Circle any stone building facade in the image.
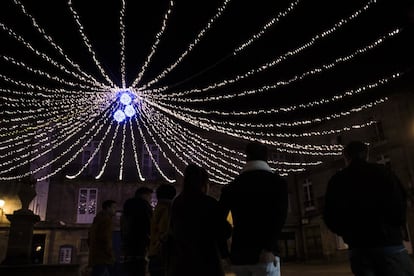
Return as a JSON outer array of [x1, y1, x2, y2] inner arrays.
[[290, 90, 414, 261]]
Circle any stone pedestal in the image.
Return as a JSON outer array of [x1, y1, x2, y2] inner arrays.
[[2, 210, 40, 265], [2, 179, 40, 265]]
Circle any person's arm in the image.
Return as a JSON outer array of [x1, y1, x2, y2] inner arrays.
[[383, 169, 407, 226], [263, 177, 288, 254], [95, 216, 114, 260], [323, 175, 346, 236], [218, 185, 231, 221], [218, 186, 232, 258]]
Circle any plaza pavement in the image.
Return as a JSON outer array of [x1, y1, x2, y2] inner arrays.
[[224, 261, 353, 276], [281, 261, 353, 276]]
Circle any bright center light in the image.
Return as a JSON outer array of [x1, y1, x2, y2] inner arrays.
[[120, 92, 132, 105], [113, 110, 126, 122], [124, 105, 136, 117], [0, 199, 4, 208]]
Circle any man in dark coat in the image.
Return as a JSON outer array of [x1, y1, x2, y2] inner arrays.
[[323, 141, 414, 276], [168, 165, 231, 276], [88, 200, 117, 276], [121, 187, 153, 276], [219, 141, 288, 276]]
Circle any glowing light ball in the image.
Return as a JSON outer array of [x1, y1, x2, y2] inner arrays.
[[120, 92, 132, 105], [124, 105, 136, 117], [113, 110, 126, 122]]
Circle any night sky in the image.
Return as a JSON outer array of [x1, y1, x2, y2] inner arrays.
[[0, 0, 413, 181]]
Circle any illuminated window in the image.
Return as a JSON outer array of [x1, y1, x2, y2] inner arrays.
[[59, 245, 73, 264], [77, 188, 98, 224], [303, 179, 315, 211]]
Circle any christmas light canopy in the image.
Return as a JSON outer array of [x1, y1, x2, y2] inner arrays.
[[0, 0, 409, 183]]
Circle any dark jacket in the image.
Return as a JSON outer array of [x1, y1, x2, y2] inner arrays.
[[168, 193, 231, 276], [121, 197, 153, 256], [219, 161, 288, 265], [323, 159, 407, 248], [88, 210, 115, 266]]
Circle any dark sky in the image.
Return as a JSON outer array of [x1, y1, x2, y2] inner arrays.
[[0, 0, 414, 181], [1, 0, 413, 125], [1, 0, 412, 83]]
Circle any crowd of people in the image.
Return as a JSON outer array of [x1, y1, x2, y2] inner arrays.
[[87, 141, 414, 276]]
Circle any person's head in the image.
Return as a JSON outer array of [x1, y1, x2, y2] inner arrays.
[[102, 200, 117, 215], [343, 141, 369, 164], [135, 187, 153, 204], [156, 184, 176, 201], [245, 141, 268, 161], [182, 164, 209, 196], [199, 167, 210, 194]]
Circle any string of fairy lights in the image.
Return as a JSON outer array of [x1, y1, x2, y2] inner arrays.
[[0, 0, 407, 184], [142, 0, 377, 95]]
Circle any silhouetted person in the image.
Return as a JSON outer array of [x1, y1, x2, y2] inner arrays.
[[121, 187, 153, 276], [88, 199, 117, 276], [148, 184, 177, 276], [219, 141, 288, 276], [167, 164, 231, 276], [323, 141, 414, 276]]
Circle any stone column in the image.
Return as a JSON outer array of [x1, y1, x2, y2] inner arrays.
[[2, 178, 40, 265]]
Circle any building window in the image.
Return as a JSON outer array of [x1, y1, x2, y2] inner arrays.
[[31, 234, 46, 264], [142, 144, 159, 179], [303, 179, 315, 211], [377, 154, 391, 168], [80, 238, 89, 253], [59, 245, 73, 264], [77, 188, 98, 224]]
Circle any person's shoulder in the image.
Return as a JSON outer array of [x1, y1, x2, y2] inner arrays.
[[123, 197, 135, 206], [366, 162, 399, 180], [328, 166, 358, 188], [329, 169, 345, 181], [204, 194, 218, 203], [271, 171, 286, 181], [366, 162, 388, 171]]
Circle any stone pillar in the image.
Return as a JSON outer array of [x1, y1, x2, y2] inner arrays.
[[2, 178, 40, 265]]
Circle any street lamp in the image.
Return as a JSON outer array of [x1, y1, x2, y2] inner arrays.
[[0, 199, 5, 223]]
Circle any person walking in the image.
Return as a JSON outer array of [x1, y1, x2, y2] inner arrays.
[[121, 187, 153, 276], [219, 141, 288, 276], [148, 184, 177, 276], [323, 140, 414, 276], [167, 164, 231, 276], [88, 199, 117, 276]]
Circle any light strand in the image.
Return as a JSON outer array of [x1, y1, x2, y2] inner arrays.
[[140, 0, 232, 89], [131, 0, 175, 87], [68, 0, 116, 87], [145, 0, 376, 94], [129, 117, 146, 181]]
